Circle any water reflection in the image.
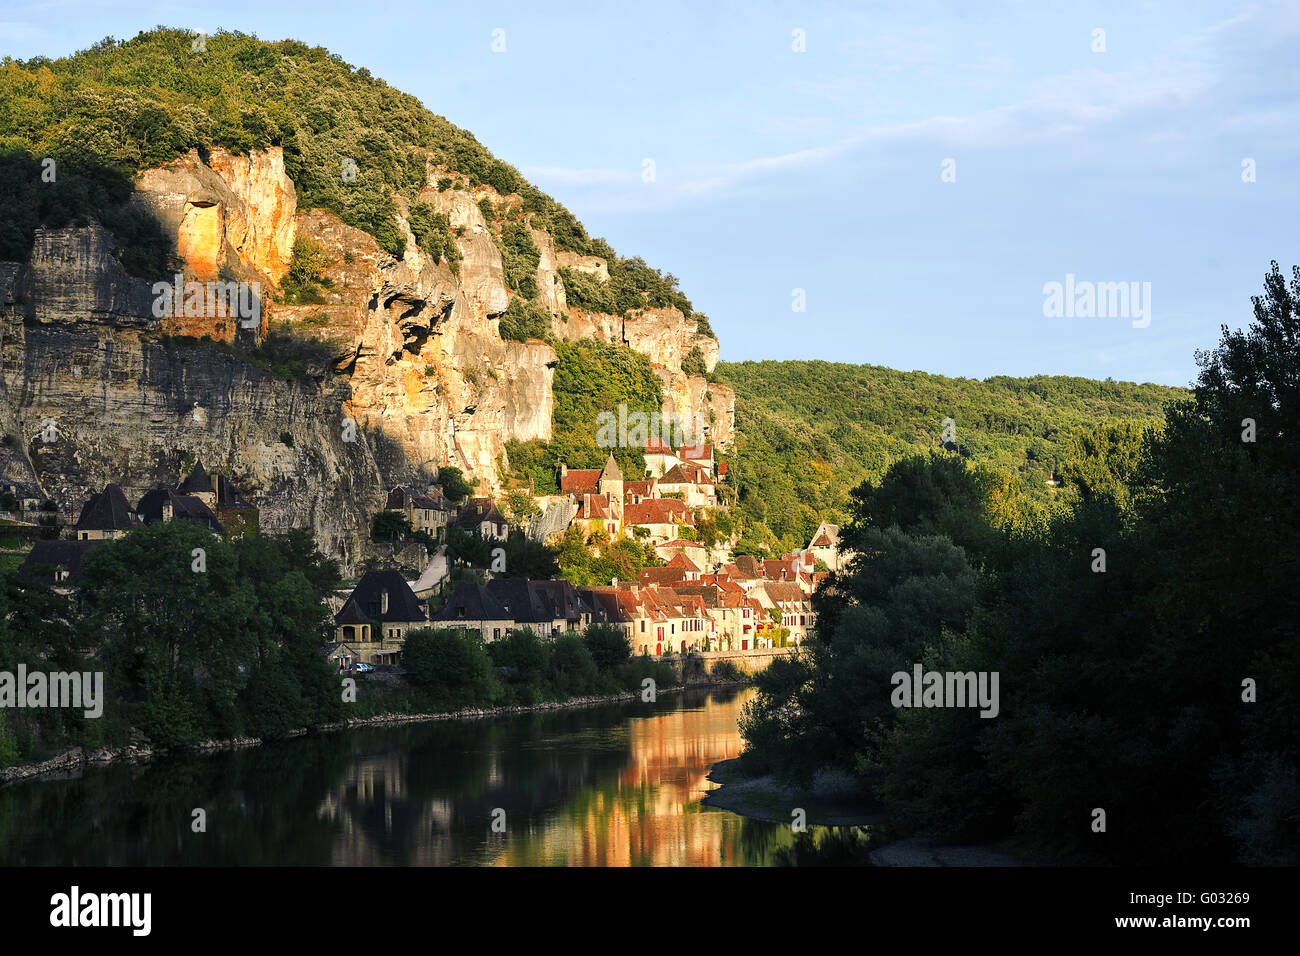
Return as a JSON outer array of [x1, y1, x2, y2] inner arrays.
[[0, 686, 870, 866]]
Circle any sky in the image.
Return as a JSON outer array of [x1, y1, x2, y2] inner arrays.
[[2, 1, 1297, 387]]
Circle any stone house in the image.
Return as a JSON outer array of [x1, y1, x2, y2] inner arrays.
[[642, 437, 678, 479], [431, 579, 514, 642], [18, 539, 104, 592], [74, 484, 141, 540], [386, 485, 448, 539], [137, 487, 225, 534], [333, 569, 428, 665], [456, 498, 509, 541], [804, 521, 843, 573]]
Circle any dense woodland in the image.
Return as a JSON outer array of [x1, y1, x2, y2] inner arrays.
[[0, 26, 709, 338], [716, 359, 1180, 554], [738, 263, 1300, 866]]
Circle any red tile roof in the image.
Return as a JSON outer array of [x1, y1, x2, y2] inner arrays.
[[666, 552, 701, 571], [625, 499, 693, 526], [560, 469, 602, 495]]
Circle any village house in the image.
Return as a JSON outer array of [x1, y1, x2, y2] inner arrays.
[[642, 437, 678, 479], [623, 478, 657, 505], [74, 484, 141, 540], [137, 487, 224, 534], [625, 498, 694, 545], [678, 442, 715, 476], [456, 498, 510, 541], [654, 536, 708, 568], [656, 463, 716, 509], [17, 539, 104, 592], [332, 569, 428, 665], [386, 485, 449, 539], [559, 455, 625, 536], [431, 579, 514, 642], [752, 580, 814, 645], [804, 521, 843, 572]]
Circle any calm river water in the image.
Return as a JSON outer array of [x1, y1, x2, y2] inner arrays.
[[0, 685, 869, 866]]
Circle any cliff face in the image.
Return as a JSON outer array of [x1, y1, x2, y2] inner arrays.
[[0, 147, 729, 570]]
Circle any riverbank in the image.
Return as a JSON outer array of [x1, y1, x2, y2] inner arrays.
[[702, 756, 1029, 866], [1, 679, 749, 788]]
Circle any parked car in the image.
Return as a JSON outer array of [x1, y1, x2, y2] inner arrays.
[[354, 662, 375, 673]]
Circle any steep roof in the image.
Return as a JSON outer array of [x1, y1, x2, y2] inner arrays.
[[529, 579, 585, 620], [576, 495, 614, 520], [625, 499, 692, 526], [600, 453, 622, 483], [623, 479, 656, 499], [180, 460, 214, 495], [639, 566, 688, 586], [349, 569, 427, 623], [666, 552, 700, 572], [433, 579, 510, 623], [333, 595, 371, 626], [18, 538, 104, 585], [659, 463, 713, 486], [678, 443, 713, 461], [456, 498, 506, 529], [75, 484, 138, 532], [759, 580, 807, 605], [136, 487, 224, 533], [579, 587, 632, 624], [485, 577, 549, 623]]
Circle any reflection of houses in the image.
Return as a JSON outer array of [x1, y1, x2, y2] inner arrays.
[[332, 569, 428, 665]]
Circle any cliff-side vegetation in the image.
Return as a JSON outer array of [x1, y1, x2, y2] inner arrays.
[[506, 339, 663, 493], [0, 27, 712, 341]]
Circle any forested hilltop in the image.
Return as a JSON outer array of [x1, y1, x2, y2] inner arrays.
[[716, 360, 1182, 552], [0, 27, 701, 317]]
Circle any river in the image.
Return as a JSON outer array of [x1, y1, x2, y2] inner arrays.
[[0, 685, 870, 866]]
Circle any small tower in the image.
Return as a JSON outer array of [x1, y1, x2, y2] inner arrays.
[[180, 459, 217, 508]]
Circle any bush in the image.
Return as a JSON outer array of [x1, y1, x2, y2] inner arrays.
[[403, 627, 494, 707], [584, 622, 631, 674]]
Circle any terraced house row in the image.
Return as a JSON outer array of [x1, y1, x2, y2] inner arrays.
[[326, 536, 831, 667]]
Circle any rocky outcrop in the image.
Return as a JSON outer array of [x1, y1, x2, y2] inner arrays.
[[0, 145, 725, 571]]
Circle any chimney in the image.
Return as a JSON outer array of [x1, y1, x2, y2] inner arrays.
[[381, 590, 389, 614], [560, 463, 568, 479]]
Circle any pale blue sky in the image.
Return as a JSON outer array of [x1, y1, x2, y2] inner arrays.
[[3, 1, 1296, 386]]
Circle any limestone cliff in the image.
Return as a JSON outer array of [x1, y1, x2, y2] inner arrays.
[[0, 146, 729, 570]]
